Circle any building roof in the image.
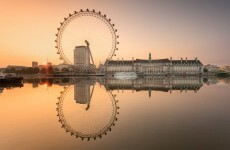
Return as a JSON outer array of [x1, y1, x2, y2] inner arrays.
[[107, 58, 171, 65], [75, 46, 87, 48], [107, 60, 134, 65], [172, 60, 203, 65], [135, 59, 170, 63], [106, 58, 203, 65]]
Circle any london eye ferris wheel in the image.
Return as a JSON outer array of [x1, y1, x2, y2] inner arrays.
[[55, 9, 119, 67]]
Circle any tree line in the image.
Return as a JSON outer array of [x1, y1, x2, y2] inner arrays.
[[4, 66, 54, 74], [4, 66, 70, 74]]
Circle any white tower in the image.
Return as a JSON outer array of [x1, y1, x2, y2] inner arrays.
[[74, 46, 90, 67], [73, 40, 94, 67]]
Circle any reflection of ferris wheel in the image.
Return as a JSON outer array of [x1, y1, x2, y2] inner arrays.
[[55, 9, 119, 65], [56, 83, 119, 140]]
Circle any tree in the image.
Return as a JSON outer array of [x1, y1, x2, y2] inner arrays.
[[21, 68, 26, 74], [33, 67, 40, 74], [4, 68, 10, 73], [53, 68, 60, 73], [26, 67, 33, 74], [47, 66, 54, 74], [9, 68, 16, 73], [40, 68, 46, 74], [203, 68, 208, 73], [16, 70, 21, 74]]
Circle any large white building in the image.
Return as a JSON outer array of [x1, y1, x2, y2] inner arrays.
[[32, 61, 38, 68], [104, 54, 203, 75]]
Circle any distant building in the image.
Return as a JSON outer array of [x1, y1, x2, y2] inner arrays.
[[38, 62, 53, 71], [0, 68, 6, 73], [38, 65, 45, 70], [32, 61, 38, 68], [47, 62, 52, 66], [221, 66, 230, 72], [104, 54, 203, 75], [52, 64, 73, 72], [204, 64, 219, 73], [7, 65, 27, 71]]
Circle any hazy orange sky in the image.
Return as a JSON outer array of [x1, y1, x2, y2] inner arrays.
[[0, 0, 230, 67]]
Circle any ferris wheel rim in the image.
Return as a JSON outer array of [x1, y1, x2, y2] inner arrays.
[[55, 9, 119, 65], [56, 82, 119, 140]]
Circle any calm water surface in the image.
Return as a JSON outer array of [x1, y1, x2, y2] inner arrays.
[[0, 77, 230, 150]]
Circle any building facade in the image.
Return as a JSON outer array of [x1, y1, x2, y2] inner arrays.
[[104, 56, 203, 75], [73, 46, 96, 73], [32, 61, 38, 68], [74, 46, 90, 67]]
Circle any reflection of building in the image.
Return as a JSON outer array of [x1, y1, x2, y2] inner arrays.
[[72, 79, 96, 104], [104, 54, 203, 75], [0, 88, 3, 94], [32, 82, 38, 88], [103, 76, 203, 96], [74, 84, 91, 104], [32, 61, 38, 68]]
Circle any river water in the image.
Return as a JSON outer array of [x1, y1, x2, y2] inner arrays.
[[0, 76, 230, 150]]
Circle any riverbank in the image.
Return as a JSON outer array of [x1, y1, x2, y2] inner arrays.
[[15, 72, 230, 79]]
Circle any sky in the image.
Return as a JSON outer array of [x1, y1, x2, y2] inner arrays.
[[0, 0, 230, 67]]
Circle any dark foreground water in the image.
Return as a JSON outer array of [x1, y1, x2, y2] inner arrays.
[[0, 76, 230, 150]]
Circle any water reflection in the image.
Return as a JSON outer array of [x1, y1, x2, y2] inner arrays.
[[0, 82, 23, 94], [23, 76, 230, 90], [1, 76, 230, 149], [73, 79, 95, 110], [56, 79, 119, 141], [102, 76, 203, 95], [13, 76, 229, 141]]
